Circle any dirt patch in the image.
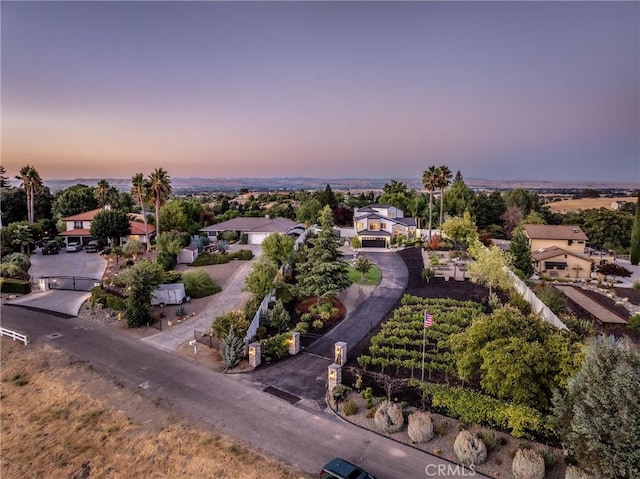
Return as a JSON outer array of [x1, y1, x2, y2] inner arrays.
[[0, 338, 305, 479]]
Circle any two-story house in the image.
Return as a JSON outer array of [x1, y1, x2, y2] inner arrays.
[[60, 207, 156, 247], [523, 224, 593, 279], [353, 204, 416, 248]]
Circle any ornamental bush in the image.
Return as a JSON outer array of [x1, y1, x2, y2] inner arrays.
[[259, 332, 292, 361]]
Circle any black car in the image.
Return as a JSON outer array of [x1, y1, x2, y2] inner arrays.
[[42, 240, 60, 255]]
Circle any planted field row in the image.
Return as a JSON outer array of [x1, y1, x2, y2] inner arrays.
[[357, 295, 484, 378]]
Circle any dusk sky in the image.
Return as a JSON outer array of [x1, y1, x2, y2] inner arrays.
[[2, 1, 639, 183]]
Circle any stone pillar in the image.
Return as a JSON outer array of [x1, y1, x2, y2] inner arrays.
[[248, 342, 261, 368], [39, 278, 49, 292], [334, 341, 347, 366], [328, 363, 342, 391], [289, 332, 300, 355]]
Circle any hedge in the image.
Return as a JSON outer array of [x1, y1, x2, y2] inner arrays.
[[259, 332, 292, 361], [90, 286, 125, 310], [410, 380, 552, 439], [191, 250, 254, 266], [0, 278, 31, 295]]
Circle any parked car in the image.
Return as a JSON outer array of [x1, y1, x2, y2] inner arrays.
[[66, 242, 83, 252], [321, 458, 375, 479], [41, 240, 60, 255], [85, 240, 100, 253]]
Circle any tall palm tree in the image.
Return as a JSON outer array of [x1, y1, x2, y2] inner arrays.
[[148, 168, 172, 239], [15, 165, 43, 224], [436, 165, 453, 234], [95, 179, 110, 208], [131, 173, 152, 251], [422, 165, 439, 243]]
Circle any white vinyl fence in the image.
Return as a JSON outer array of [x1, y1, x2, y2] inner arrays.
[[1, 327, 29, 345], [245, 291, 276, 344], [505, 268, 568, 330]]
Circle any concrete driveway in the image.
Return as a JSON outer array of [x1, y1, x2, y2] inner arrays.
[[7, 248, 107, 316]]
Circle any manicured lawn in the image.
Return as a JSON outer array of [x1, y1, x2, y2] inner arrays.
[[348, 264, 381, 285]]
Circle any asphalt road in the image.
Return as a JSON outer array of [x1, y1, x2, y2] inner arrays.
[[1, 305, 481, 479]]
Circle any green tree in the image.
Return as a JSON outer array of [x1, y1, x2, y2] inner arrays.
[[0, 187, 27, 226], [435, 165, 453, 233], [131, 173, 152, 249], [15, 165, 43, 224], [119, 259, 165, 328], [90, 210, 131, 246], [297, 198, 322, 225], [244, 256, 278, 299], [422, 165, 439, 242], [630, 192, 640, 265], [268, 299, 291, 333], [261, 233, 296, 267], [5, 222, 34, 254], [379, 179, 415, 213], [468, 241, 512, 296], [155, 231, 183, 255], [52, 184, 99, 219], [0, 165, 10, 188], [472, 191, 506, 234], [122, 239, 145, 260], [596, 263, 632, 285], [0, 252, 31, 279], [95, 179, 110, 208], [509, 230, 534, 277], [317, 184, 338, 209], [503, 188, 542, 216], [350, 236, 362, 251], [553, 336, 640, 478], [297, 205, 351, 304], [583, 208, 633, 251], [212, 311, 250, 341], [353, 255, 374, 281], [159, 200, 188, 233], [500, 206, 524, 239], [442, 211, 478, 250], [149, 168, 172, 239], [443, 171, 475, 219]]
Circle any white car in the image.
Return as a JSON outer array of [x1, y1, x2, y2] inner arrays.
[[66, 242, 83, 252]]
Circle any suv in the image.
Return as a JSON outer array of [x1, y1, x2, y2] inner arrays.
[[321, 458, 375, 479], [85, 240, 100, 253], [41, 240, 60, 255]]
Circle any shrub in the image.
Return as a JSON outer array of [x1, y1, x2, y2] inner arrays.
[[453, 430, 487, 466], [192, 252, 230, 266], [255, 326, 267, 339], [231, 249, 254, 261], [363, 387, 373, 408], [365, 407, 377, 419], [374, 400, 404, 433], [163, 270, 183, 283], [176, 305, 186, 317], [300, 312, 313, 323], [536, 283, 567, 315], [633, 281, 640, 291], [509, 292, 531, 316], [240, 233, 248, 245], [268, 299, 291, 333], [259, 332, 291, 361], [220, 326, 245, 369], [0, 278, 31, 295], [541, 448, 557, 469], [433, 420, 449, 437], [332, 384, 351, 402], [407, 412, 434, 443], [106, 295, 125, 310], [512, 448, 544, 479], [220, 231, 237, 242], [477, 430, 506, 453], [294, 322, 309, 334], [342, 400, 359, 416], [212, 311, 249, 340], [422, 267, 435, 282], [182, 269, 221, 298], [155, 251, 176, 271], [628, 313, 640, 332], [312, 319, 324, 330]]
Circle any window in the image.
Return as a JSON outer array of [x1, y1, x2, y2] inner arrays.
[[380, 223, 387, 230], [356, 222, 364, 231], [370, 223, 379, 231], [74, 221, 83, 229], [568, 240, 573, 246]]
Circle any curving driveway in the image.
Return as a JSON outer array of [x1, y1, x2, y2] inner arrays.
[[7, 249, 107, 316], [238, 251, 409, 409]]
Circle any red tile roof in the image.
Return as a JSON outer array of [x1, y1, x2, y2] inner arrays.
[[63, 208, 103, 221], [59, 228, 91, 237], [129, 222, 155, 235]]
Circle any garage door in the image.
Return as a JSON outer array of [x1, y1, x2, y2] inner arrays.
[[362, 238, 386, 248]]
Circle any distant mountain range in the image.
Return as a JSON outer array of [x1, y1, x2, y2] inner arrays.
[[24, 177, 639, 193]]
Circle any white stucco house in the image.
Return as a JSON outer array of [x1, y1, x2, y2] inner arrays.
[[199, 217, 299, 245], [353, 204, 416, 248]]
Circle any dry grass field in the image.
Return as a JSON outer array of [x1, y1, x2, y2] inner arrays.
[[0, 338, 306, 479], [545, 196, 637, 213]]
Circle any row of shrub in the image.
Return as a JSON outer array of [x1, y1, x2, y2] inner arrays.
[[410, 380, 552, 439], [0, 278, 31, 295], [191, 249, 254, 266]]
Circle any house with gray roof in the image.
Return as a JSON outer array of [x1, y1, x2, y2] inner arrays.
[[353, 204, 416, 248], [200, 217, 299, 245]]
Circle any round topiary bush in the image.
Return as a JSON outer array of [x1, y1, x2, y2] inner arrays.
[[374, 400, 404, 433], [453, 430, 487, 466], [512, 448, 545, 479], [407, 411, 434, 443]]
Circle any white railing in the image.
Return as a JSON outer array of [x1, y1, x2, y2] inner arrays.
[[1, 327, 29, 345]]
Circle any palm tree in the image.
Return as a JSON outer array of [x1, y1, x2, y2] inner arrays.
[[15, 165, 43, 224], [131, 173, 152, 251], [95, 179, 110, 208], [422, 165, 439, 243], [148, 168, 172, 239], [436, 165, 453, 234]]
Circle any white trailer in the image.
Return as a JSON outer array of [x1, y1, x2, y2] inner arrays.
[[151, 283, 188, 308]]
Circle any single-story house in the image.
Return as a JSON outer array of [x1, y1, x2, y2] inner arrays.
[[177, 245, 199, 264], [532, 246, 594, 279], [199, 217, 299, 245], [353, 204, 416, 248], [522, 224, 588, 255], [61, 207, 156, 246]]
